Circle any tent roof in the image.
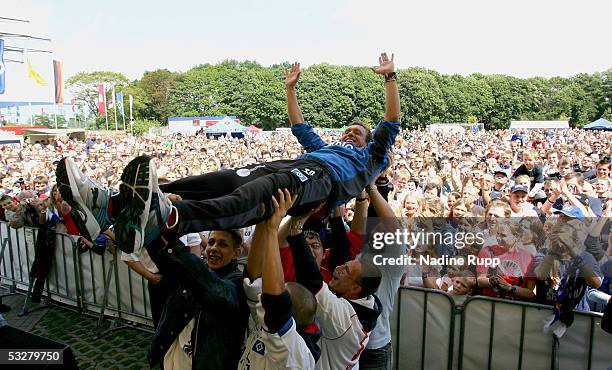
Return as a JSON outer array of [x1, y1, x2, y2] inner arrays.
[[509, 121, 569, 129], [22, 128, 86, 135], [206, 117, 246, 133], [583, 118, 612, 130]]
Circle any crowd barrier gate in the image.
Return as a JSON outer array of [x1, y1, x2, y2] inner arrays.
[[391, 286, 612, 370], [1, 222, 611, 369]]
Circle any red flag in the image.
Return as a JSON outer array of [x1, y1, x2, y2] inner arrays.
[[53, 60, 63, 104], [70, 99, 75, 113], [97, 84, 106, 115]]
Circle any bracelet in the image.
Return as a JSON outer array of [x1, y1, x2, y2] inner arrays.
[[384, 72, 397, 82]]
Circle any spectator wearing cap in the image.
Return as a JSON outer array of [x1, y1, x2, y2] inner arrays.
[[508, 184, 539, 217]]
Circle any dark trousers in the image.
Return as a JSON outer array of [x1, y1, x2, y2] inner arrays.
[[30, 226, 56, 303], [160, 159, 332, 234], [360, 341, 393, 370]]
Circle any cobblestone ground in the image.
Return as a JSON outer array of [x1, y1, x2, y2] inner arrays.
[[2, 292, 156, 369]]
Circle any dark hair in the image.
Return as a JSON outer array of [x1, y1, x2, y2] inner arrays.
[[225, 229, 243, 249], [358, 256, 382, 298]]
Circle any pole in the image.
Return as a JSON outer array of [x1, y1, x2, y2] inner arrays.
[[112, 85, 118, 130], [28, 101, 33, 124], [129, 94, 134, 135], [53, 104, 58, 129], [104, 86, 109, 131]]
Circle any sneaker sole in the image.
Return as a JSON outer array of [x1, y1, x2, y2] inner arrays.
[[56, 158, 100, 242], [115, 155, 154, 253]]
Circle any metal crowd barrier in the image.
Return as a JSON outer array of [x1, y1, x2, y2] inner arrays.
[[2, 222, 611, 368], [391, 286, 612, 370], [0, 222, 154, 338]]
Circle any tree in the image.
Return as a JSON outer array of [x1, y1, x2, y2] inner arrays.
[[65, 71, 130, 129], [136, 69, 178, 122]]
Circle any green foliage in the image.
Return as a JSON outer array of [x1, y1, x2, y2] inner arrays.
[[33, 114, 68, 128], [132, 119, 162, 135], [67, 63, 611, 130]]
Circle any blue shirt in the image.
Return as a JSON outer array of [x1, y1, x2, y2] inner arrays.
[[292, 120, 400, 210]]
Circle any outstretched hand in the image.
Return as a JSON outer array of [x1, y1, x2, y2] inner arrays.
[[268, 189, 295, 229], [371, 52, 395, 75], [285, 62, 301, 88]]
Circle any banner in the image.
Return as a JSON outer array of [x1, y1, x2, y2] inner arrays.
[[97, 84, 106, 115], [108, 86, 115, 110], [116, 92, 124, 117], [26, 59, 48, 86], [53, 60, 63, 104], [0, 39, 5, 94], [70, 99, 75, 113]]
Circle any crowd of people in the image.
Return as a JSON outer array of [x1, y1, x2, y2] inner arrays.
[[0, 52, 611, 369]]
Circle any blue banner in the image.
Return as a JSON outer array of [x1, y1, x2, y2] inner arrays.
[[116, 91, 124, 116], [0, 39, 5, 95]]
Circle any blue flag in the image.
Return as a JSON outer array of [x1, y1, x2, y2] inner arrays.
[[116, 91, 124, 116], [0, 39, 6, 94]]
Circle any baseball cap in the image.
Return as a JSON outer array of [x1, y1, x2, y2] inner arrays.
[[553, 205, 585, 220], [511, 184, 529, 194], [493, 166, 511, 178]]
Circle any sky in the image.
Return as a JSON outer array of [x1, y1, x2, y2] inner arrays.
[[1, 0, 611, 103]]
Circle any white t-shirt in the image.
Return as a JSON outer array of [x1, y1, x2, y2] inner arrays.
[[238, 278, 315, 370], [315, 284, 372, 370], [179, 233, 202, 247], [163, 318, 195, 370], [120, 248, 159, 274]]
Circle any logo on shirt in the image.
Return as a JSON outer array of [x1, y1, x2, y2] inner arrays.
[[291, 168, 309, 182], [252, 339, 266, 355], [335, 142, 355, 150]]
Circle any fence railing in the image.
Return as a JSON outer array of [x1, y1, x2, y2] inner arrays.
[[391, 286, 612, 370], [0, 222, 153, 337], [1, 221, 611, 368]]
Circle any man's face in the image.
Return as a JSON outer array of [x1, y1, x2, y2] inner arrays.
[[597, 165, 610, 178], [34, 182, 47, 194], [0, 198, 18, 211], [558, 164, 572, 176], [501, 154, 512, 165], [452, 277, 473, 296], [592, 142, 602, 152], [509, 191, 528, 207], [565, 178, 581, 194], [523, 155, 535, 170], [329, 260, 362, 298], [305, 232, 324, 267], [340, 125, 368, 148], [581, 157, 593, 169], [494, 173, 508, 185], [496, 224, 517, 249], [205, 231, 240, 270], [405, 181, 417, 193], [593, 179, 609, 194]]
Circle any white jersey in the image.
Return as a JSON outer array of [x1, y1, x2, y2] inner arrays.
[[238, 278, 315, 370], [315, 284, 374, 370]]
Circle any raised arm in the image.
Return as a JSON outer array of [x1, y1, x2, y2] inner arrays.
[[285, 62, 305, 125], [371, 52, 400, 122]]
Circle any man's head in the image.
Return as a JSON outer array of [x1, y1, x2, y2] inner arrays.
[[558, 158, 573, 177], [0, 194, 18, 211], [285, 282, 317, 329], [205, 230, 243, 270], [340, 121, 371, 148], [329, 257, 381, 300], [596, 159, 610, 179], [304, 230, 325, 267], [509, 185, 529, 210], [522, 150, 539, 170]]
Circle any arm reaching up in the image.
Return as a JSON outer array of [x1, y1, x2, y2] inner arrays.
[[285, 62, 305, 125], [371, 52, 400, 122]]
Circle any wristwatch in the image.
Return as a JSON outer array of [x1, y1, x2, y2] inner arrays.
[[384, 72, 397, 82]]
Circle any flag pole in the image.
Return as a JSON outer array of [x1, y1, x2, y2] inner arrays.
[[112, 85, 118, 130]]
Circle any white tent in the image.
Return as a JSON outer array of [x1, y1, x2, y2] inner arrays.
[[205, 117, 247, 134], [509, 120, 569, 130]]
